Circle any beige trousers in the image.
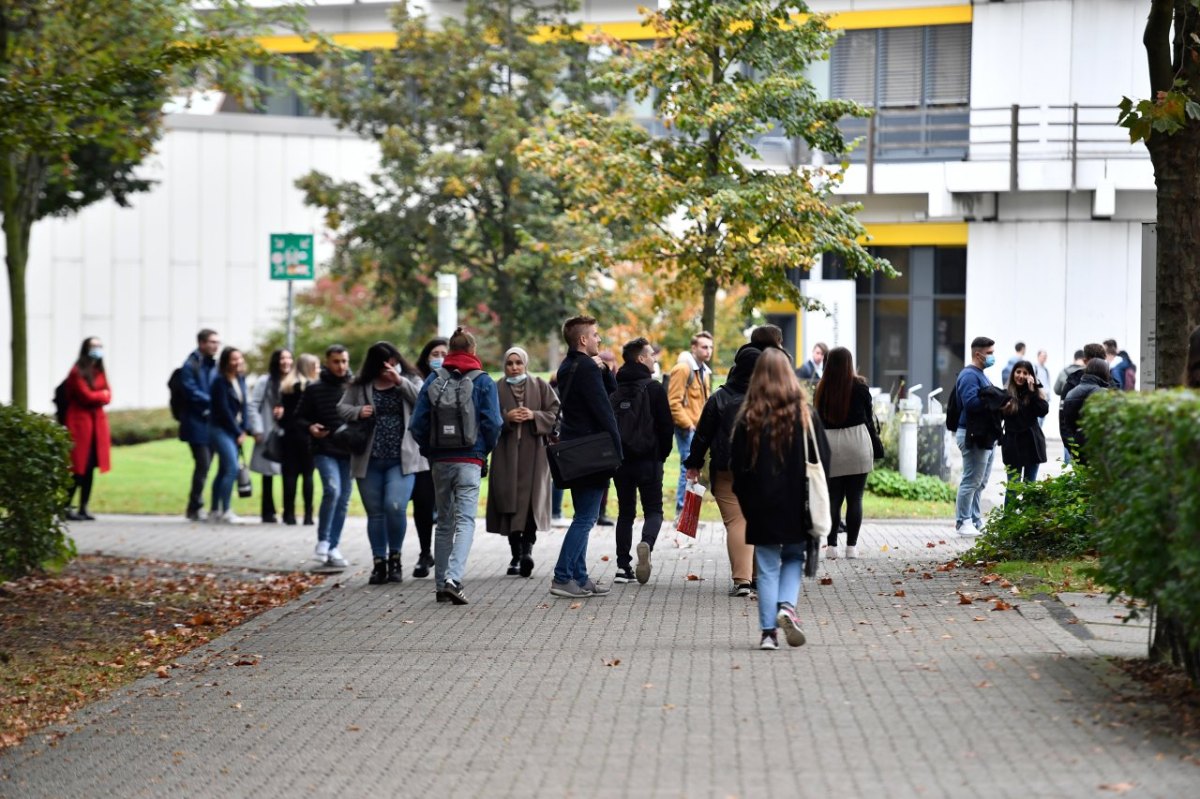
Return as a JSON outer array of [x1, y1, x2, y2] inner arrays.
[[711, 470, 753, 584]]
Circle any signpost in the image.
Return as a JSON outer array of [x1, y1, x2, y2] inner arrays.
[[270, 234, 314, 353]]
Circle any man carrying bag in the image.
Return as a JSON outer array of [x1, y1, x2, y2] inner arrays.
[[548, 315, 622, 599]]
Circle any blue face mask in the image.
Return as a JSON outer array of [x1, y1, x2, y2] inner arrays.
[[983, 354, 996, 368], [505, 373, 528, 385], [429, 358, 444, 370], [88, 348, 104, 360]]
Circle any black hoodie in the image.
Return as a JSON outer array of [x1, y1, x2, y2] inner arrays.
[[294, 367, 351, 458], [684, 345, 762, 473]]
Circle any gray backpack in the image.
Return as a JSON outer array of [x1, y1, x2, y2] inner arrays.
[[429, 367, 485, 449]]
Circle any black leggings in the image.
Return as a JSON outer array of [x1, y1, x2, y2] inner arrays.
[[411, 470, 435, 556], [827, 473, 868, 547], [70, 443, 99, 510]]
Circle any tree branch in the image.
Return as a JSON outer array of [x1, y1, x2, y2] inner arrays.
[[1146, 0, 1175, 92]]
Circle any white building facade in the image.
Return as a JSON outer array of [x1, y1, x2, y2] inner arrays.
[[1, 0, 1153, 417]]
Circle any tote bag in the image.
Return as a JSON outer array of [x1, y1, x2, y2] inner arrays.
[[802, 422, 832, 541]]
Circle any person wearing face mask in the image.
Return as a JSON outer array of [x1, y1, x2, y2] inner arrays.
[[485, 346, 560, 578], [410, 338, 449, 578], [952, 336, 1005, 535], [63, 337, 112, 521]]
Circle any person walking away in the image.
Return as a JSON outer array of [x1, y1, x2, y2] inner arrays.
[[63, 337, 112, 521], [208, 347, 251, 524], [1103, 340, 1130, 389], [339, 342, 425, 585], [180, 329, 220, 520], [1001, 341, 1026, 386], [813, 347, 875, 560], [546, 315, 621, 599], [486, 346, 559, 578], [1053, 350, 1085, 465], [684, 343, 761, 597], [409, 338, 449, 578], [667, 332, 713, 513], [796, 341, 828, 384], [610, 338, 673, 585], [247, 349, 291, 523], [279, 353, 319, 526], [1061, 359, 1112, 465], [952, 337, 1004, 536], [408, 327, 502, 605], [1000, 360, 1049, 503], [295, 345, 353, 567], [730, 349, 831, 650]]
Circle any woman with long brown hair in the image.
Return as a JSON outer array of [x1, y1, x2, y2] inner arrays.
[[999, 359, 1048, 501], [731, 348, 830, 651], [813, 347, 875, 559], [63, 336, 112, 520]]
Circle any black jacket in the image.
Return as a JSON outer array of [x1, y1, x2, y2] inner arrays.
[[613, 362, 673, 463], [294, 368, 351, 459], [1061, 375, 1108, 463], [816, 381, 874, 430], [1062, 367, 1119, 396], [209, 375, 251, 439], [556, 349, 621, 488], [1000, 392, 1049, 467], [685, 345, 761, 474], [964, 386, 1008, 449]]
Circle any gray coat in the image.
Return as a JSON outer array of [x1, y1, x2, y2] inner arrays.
[[246, 376, 282, 476], [337, 376, 428, 479], [485, 376, 559, 535]]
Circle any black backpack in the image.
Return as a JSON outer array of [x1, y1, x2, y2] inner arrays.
[[610, 380, 657, 460], [53, 380, 69, 425], [168, 356, 201, 421], [944, 375, 962, 432]]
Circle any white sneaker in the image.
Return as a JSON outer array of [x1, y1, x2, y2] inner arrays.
[[826, 545, 838, 560], [957, 525, 980, 537], [222, 511, 243, 525], [552, 516, 570, 528], [314, 540, 330, 560], [845, 546, 858, 559], [326, 548, 348, 568]]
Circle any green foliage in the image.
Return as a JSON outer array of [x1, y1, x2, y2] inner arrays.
[[298, 0, 614, 350], [520, 0, 893, 332], [107, 407, 178, 447], [1082, 391, 1200, 648], [1118, 85, 1200, 144], [866, 469, 954, 504], [0, 405, 76, 579], [963, 468, 1096, 562]]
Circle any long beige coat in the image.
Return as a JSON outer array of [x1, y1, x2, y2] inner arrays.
[[485, 376, 559, 535]]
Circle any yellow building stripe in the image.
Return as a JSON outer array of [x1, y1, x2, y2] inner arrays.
[[258, 5, 972, 52], [863, 222, 968, 247]]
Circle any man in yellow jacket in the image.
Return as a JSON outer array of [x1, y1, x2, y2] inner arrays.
[[667, 331, 713, 513]]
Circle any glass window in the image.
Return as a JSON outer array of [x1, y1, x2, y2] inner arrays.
[[925, 25, 972, 106], [831, 29, 877, 105], [879, 27, 923, 108], [874, 298, 910, 393], [934, 248, 967, 294], [872, 247, 909, 294], [934, 298, 966, 403]]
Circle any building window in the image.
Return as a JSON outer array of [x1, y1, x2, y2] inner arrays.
[[831, 24, 971, 161]]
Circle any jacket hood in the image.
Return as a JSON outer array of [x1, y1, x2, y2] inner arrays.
[[319, 367, 349, 385], [1080, 373, 1110, 387], [616, 362, 653, 384], [725, 344, 762, 390], [443, 351, 483, 372]]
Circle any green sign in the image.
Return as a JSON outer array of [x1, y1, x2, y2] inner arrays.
[[270, 234, 314, 280]]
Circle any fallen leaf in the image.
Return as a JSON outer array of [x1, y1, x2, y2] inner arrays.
[[938, 540, 946, 545], [880, 544, 890, 552], [642, 683, 654, 688], [400, 620, 415, 624], [999, 579, 1012, 588], [232, 657, 259, 666], [922, 572, 933, 580], [973, 616, 987, 622], [976, 680, 992, 689], [819, 576, 833, 586], [535, 602, 550, 609], [600, 556, 610, 562], [155, 666, 170, 679], [685, 574, 703, 581], [568, 602, 582, 610], [603, 659, 621, 667], [980, 573, 1000, 585], [346, 725, 361, 732], [991, 599, 1014, 611], [894, 590, 906, 597], [230, 702, 242, 709], [925, 542, 936, 549], [1098, 784, 1135, 794], [958, 593, 974, 605]]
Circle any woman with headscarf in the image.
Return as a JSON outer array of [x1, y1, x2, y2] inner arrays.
[[486, 346, 559, 577]]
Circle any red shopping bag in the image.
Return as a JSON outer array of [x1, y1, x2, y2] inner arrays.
[[675, 480, 706, 537]]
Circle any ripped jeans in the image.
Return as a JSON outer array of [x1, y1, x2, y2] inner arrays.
[[358, 457, 415, 559]]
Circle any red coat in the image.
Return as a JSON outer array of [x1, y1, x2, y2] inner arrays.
[[64, 366, 112, 475]]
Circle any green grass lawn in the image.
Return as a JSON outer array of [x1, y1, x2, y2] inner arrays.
[[990, 558, 1103, 597], [89, 439, 953, 521]]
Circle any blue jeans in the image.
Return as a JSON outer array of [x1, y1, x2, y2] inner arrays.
[[1004, 464, 1040, 507], [358, 457, 415, 558], [431, 460, 481, 588], [208, 428, 239, 513], [955, 430, 995, 528], [552, 486, 564, 518], [674, 427, 694, 512], [755, 543, 806, 631], [314, 454, 352, 548], [554, 486, 604, 585]]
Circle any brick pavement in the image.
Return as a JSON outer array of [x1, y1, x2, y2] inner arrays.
[[2, 517, 1197, 798]]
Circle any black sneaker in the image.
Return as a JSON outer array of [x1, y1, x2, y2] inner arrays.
[[368, 558, 387, 585], [387, 553, 403, 584], [443, 580, 468, 605], [612, 568, 635, 584], [413, 552, 433, 579], [596, 516, 615, 527], [506, 557, 521, 576], [436, 589, 450, 603], [730, 582, 752, 597]]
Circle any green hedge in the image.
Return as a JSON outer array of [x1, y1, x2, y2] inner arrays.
[[866, 468, 955, 503], [964, 467, 1096, 562], [1082, 390, 1200, 681], [0, 406, 76, 578], [108, 407, 178, 446]]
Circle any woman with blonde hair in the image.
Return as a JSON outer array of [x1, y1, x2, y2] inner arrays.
[[730, 348, 830, 650], [280, 353, 320, 526]]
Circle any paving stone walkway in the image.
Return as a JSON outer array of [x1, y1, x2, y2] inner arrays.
[[2, 516, 1195, 798]]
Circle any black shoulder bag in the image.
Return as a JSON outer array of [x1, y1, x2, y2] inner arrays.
[[545, 360, 622, 484]]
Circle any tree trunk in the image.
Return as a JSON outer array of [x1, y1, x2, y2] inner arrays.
[[1147, 126, 1200, 388], [701, 276, 717, 336], [1, 156, 33, 410]]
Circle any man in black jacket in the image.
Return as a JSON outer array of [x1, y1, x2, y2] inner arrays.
[[550, 315, 621, 599], [610, 337, 674, 585], [294, 345, 352, 569]]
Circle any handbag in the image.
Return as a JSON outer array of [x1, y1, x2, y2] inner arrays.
[[332, 417, 374, 456], [544, 360, 622, 485], [802, 420, 832, 541], [262, 427, 286, 463], [868, 416, 885, 460], [236, 448, 254, 498]]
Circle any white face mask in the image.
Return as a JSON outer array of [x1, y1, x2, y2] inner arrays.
[[505, 373, 528, 385]]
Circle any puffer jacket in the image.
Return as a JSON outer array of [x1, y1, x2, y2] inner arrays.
[[294, 368, 351, 458]]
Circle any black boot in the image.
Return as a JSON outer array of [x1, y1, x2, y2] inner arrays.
[[387, 552, 403, 583], [413, 551, 433, 579], [369, 557, 388, 585], [506, 536, 521, 576], [519, 539, 534, 578]]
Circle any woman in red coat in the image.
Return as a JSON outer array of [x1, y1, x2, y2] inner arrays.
[[64, 336, 112, 521]]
